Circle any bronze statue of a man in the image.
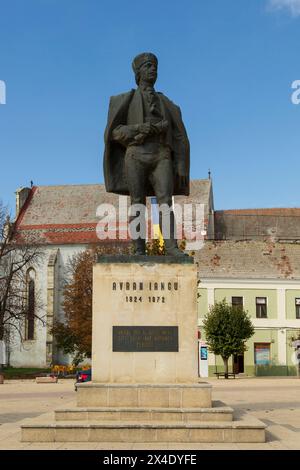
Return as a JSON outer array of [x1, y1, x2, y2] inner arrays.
[[103, 52, 190, 256]]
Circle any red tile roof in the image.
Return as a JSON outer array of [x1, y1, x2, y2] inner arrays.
[[14, 181, 212, 245]]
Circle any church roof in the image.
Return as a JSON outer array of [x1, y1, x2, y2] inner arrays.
[[14, 180, 212, 245]]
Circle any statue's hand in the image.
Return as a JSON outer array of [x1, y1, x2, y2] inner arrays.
[[138, 122, 152, 135], [134, 133, 145, 144], [138, 122, 163, 136], [151, 120, 169, 134], [160, 119, 169, 132]]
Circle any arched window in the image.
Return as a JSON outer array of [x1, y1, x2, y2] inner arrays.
[[26, 269, 35, 340]]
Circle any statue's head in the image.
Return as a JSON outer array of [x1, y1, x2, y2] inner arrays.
[[132, 52, 158, 86]]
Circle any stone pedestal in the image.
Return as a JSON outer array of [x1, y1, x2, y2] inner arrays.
[[21, 256, 266, 444], [92, 255, 198, 383]]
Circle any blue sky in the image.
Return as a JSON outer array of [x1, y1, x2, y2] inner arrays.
[[1, 0, 300, 213]]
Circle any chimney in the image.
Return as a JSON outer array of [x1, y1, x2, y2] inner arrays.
[[15, 187, 31, 219]]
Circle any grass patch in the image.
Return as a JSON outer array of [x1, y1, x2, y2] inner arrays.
[[1, 367, 51, 379]]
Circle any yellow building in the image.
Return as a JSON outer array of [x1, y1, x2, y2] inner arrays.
[[196, 241, 300, 376]]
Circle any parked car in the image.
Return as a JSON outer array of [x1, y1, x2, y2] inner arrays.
[[74, 368, 91, 391]]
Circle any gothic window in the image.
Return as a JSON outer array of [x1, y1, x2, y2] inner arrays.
[[26, 269, 35, 340]]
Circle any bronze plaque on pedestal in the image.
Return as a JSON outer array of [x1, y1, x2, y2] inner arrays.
[[113, 326, 179, 352]]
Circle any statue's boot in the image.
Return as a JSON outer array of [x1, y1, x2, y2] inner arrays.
[[133, 238, 146, 255], [163, 238, 189, 258], [160, 207, 188, 258]]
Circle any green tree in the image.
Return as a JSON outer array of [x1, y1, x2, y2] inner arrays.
[[203, 299, 254, 378]]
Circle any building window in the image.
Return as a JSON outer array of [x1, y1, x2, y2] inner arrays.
[[296, 298, 300, 319], [232, 297, 243, 309], [254, 343, 271, 365], [256, 297, 267, 318], [26, 269, 35, 340]]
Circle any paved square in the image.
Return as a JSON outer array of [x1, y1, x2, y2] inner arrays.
[[0, 377, 299, 449]]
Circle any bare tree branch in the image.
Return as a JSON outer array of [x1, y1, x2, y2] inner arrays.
[[0, 201, 45, 347]]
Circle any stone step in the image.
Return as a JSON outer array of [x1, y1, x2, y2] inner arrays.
[[21, 415, 266, 443], [55, 401, 232, 423], [77, 382, 212, 408], [35, 376, 58, 384]]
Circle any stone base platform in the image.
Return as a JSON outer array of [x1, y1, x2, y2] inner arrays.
[[21, 383, 266, 443], [55, 402, 233, 423], [21, 417, 266, 444], [76, 383, 212, 408]]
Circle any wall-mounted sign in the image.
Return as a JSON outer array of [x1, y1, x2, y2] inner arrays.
[[198, 341, 208, 377], [254, 343, 270, 365], [200, 346, 208, 360]]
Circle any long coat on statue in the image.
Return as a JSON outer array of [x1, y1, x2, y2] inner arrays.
[[103, 89, 190, 196]]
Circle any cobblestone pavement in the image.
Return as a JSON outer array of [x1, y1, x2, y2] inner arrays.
[[0, 377, 299, 450]]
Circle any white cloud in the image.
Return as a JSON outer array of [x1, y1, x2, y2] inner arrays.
[[268, 0, 300, 17]]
